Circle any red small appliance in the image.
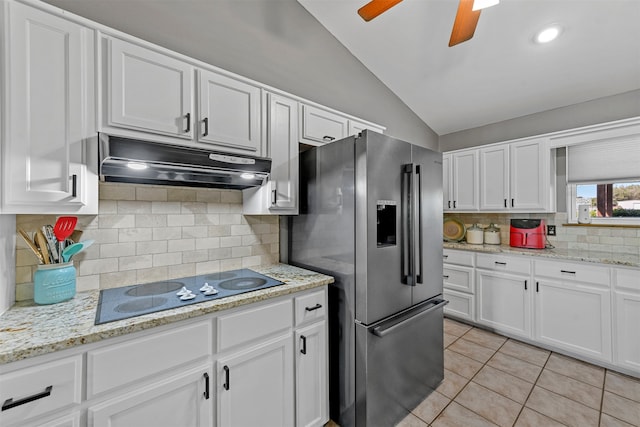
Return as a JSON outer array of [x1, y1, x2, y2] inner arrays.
[[510, 219, 546, 249]]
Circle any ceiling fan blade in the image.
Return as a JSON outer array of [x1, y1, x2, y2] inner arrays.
[[449, 0, 481, 47], [358, 0, 403, 22]]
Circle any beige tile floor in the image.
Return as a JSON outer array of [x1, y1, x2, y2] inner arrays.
[[326, 317, 640, 427], [397, 318, 640, 427]]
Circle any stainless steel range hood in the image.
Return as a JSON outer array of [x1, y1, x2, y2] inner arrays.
[[98, 134, 271, 189]]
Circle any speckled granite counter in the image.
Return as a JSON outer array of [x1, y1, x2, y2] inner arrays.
[[0, 263, 334, 365], [443, 242, 640, 268]]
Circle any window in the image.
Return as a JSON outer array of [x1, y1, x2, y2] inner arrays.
[[566, 135, 640, 225]]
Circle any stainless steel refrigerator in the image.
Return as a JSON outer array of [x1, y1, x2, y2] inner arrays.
[[289, 130, 447, 427]]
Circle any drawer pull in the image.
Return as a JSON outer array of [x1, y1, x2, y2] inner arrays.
[[300, 335, 307, 355], [495, 261, 507, 266], [524, 280, 528, 290], [71, 174, 77, 198], [560, 270, 576, 275], [536, 281, 539, 292], [443, 255, 448, 259], [184, 112, 191, 133], [203, 373, 210, 400], [2, 385, 53, 411], [203, 117, 209, 137], [305, 303, 322, 312], [223, 365, 230, 390], [443, 275, 449, 279]]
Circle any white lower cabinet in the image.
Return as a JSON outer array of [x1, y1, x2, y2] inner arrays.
[[217, 335, 294, 427], [443, 249, 475, 322], [296, 321, 328, 427], [89, 365, 213, 427], [533, 259, 612, 363], [613, 267, 640, 372], [476, 270, 531, 339]]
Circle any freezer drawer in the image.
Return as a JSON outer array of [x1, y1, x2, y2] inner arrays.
[[353, 298, 446, 427]]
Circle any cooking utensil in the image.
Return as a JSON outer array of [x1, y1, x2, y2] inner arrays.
[[43, 225, 60, 263], [18, 229, 44, 264], [53, 216, 77, 256], [61, 239, 94, 262], [443, 217, 466, 242], [35, 230, 51, 264], [70, 229, 83, 244]]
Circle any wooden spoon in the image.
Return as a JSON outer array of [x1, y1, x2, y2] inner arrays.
[[18, 228, 44, 264], [35, 230, 50, 264]]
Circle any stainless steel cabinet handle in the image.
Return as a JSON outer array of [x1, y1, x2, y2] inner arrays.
[[416, 164, 423, 284], [71, 174, 77, 198], [371, 299, 448, 337], [223, 365, 230, 390], [401, 164, 413, 285], [495, 261, 507, 266], [203, 117, 209, 137], [2, 386, 52, 411], [203, 373, 210, 400], [184, 113, 191, 133], [322, 135, 335, 142], [305, 303, 322, 312], [300, 335, 307, 355]]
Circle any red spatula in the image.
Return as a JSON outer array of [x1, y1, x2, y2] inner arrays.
[[54, 216, 78, 261]]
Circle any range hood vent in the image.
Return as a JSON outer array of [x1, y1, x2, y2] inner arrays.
[[99, 134, 271, 190]]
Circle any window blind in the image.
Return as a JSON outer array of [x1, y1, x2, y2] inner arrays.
[[567, 136, 640, 183]]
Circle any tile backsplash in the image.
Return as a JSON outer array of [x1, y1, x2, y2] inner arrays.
[[15, 183, 279, 301], [445, 212, 640, 255]]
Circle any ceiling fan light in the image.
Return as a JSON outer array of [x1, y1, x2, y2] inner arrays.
[[535, 25, 561, 43], [472, 0, 499, 11]]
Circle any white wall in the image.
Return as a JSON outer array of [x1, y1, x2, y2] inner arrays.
[[43, 0, 439, 150]]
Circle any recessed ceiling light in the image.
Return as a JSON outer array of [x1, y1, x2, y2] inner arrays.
[[535, 25, 562, 44]]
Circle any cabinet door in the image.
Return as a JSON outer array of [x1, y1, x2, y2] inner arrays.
[[443, 289, 475, 322], [296, 321, 328, 427], [476, 270, 531, 338], [451, 150, 478, 210], [217, 335, 294, 427], [534, 279, 612, 362], [479, 144, 509, 210], [3, 2, 97, 213], [442, 154, 452, 211], [107, 37, 193, 139], [198, 70, 262, 154], [90, 365, 213, 427], [614, 290, 640, 372], [299, 104, 348, 146], [510, 139, 547, 210]]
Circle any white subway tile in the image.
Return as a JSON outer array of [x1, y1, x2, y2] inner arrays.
[[241, 255, 262, 268], [182, 226, 209, 239], [135, 187, 168, 201], [152, 226, 182, 240], [260, 233, 278, 244], [232, 246, 252, 258], [99, 214, 136, 229], [15, 266, 33, 284], [231, 225, 252, 236], [153, 252, 183, 267], [119, 255, 153, 271], [151, 201, 182, 214], [167, 238, 195, 252], [136, 267, 169, 283], [219, 258, 242, 271], [241, 234, 260, 246], [181, 202, 208, 214], [100, 183, 136, 200], [167, 214, 195, 227], [196, 237, 220, 250], [16, 283, 33, 301], [208, 225, 231, 237], [100, 242, 136, 258], [182, 249, 210, 263], [134, 214, 168, 228], [136, 240, 169, 255], [76, 274, 100, 292], [82, 229, 119, 244], [207, 203, 230, 213], [16, 249, 39, 267], [99, 200, 118, 214], [117, 200, 152, 214], [208, 248, 232, 260], [99, 271, 138, 289], [119, 228, 153, 242], [194, 214, 220, 225], [220, 190, 242, 204], [600, 236, 625, 245], [79, 258, 119, 275], [196, 189, 222, 203], [168, 263, 196, 279], [196, 260, 221, 275], [220, 236, 242, 248], [219, 214, 242, 225]]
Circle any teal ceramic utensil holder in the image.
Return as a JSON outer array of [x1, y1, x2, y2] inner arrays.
[[33, 262, 76, 304]]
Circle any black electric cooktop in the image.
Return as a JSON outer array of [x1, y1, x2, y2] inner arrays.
[[95, 268, 283, 325]]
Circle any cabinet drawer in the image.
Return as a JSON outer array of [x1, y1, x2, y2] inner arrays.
[[218, 299, 292, 352], [477, 253, 531, 274], [443, 249, 475, 267], [534, 259, 610, 286], [87, 320, 212, 397], [0, 355, 82, 425], [443, 265, 474, 293], [299, 104, 347, 145], [614, 267, 640, 292], [443, 289, 474, 322], [295, 289, 326, 326]]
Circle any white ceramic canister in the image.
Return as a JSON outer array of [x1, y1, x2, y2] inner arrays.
[[466, 223, 484, 244], [484, 223, 501, 245]]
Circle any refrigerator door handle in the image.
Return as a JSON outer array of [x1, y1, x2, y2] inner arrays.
[[415, 164, 423, 284], [370, 299, 448, 337], [401, 164, 414, 285]]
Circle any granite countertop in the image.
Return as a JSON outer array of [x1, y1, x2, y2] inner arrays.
[[0, 263, 334, 365], [443, 242, 640, 268]]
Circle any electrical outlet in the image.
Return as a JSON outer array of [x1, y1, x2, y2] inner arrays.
[[547, 225, 556, 236]]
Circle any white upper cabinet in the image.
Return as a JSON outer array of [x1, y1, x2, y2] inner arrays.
[[444, 150, 478, 211], [447, 137, 554, 213], [243, 92, 299, 214], [348, 119, 384, 136], [299, 104, 348, 146], [197, 69, 262, 154], [1, 1, 98, 214], [479, 144, 509, 210], [105, 37, 193, 139]]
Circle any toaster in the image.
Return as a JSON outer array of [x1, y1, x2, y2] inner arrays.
[[510, 219, 546, 249]]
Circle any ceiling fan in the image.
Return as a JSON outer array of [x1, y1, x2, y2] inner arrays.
[[357, 0, 500, 46]]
